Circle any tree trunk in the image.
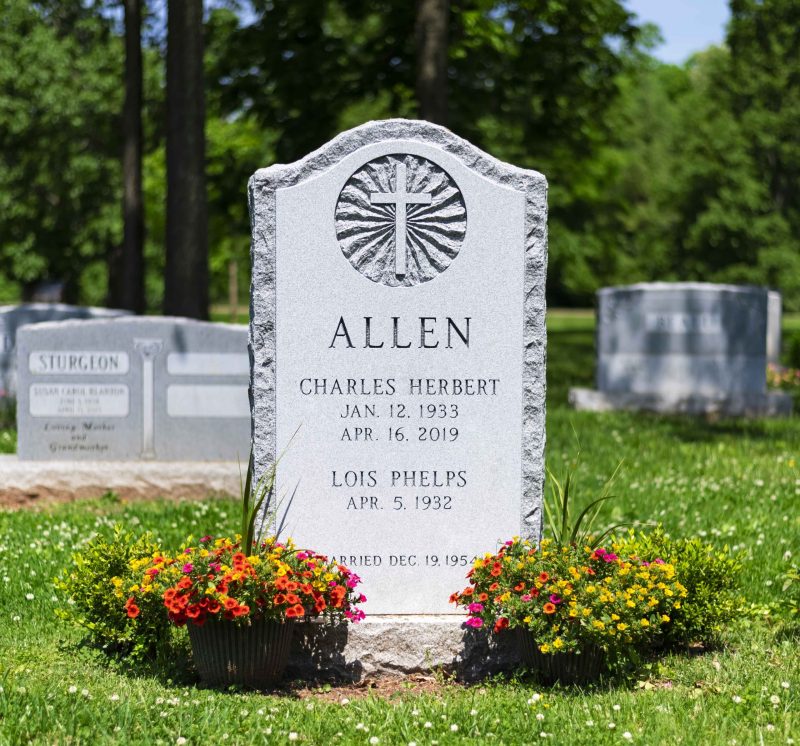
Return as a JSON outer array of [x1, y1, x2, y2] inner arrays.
[[416, 0, 449, 126], [164, 0, 208, 319], [114, 0, 146, 313]]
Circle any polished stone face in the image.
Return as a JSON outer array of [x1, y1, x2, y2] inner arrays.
[[249, 119, 548, 614], [16, 317, 250, 461], [596, 283, 769, 396], [0, 304, 130, 397]]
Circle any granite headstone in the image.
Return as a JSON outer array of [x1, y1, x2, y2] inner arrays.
[[17, 317, 250, 460], [0, 303, 129, 398], [249, 119, 548, 616], [767, 290, 782, 365], [570, 282, 792, 416]]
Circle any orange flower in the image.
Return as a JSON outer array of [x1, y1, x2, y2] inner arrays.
[[223, 597, 238, 610], [291, 604, 305, 617], [538, 572, 549, 583], [461, 586, 474, 596], [125, 598, 140, 618], [490, 563, 503, 577], [177, 576, 192, 590], [514, 582, 525, 592], [488, 582, 499, 592], [478, 593, 489, 602], [232, 604, 250, 617], [285, 593, 301, 605], [543, 602, 557, 614], [314, 597, 327, 613]]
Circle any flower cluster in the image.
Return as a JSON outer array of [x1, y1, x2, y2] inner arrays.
[[767, 364, 800, 390], [126, 535, 365, 627], [450, 538, 687, 658]]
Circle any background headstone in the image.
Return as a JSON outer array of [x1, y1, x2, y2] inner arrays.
[[767, 290, 782, 365], [569, 282, 792, 416], [250, 119, 547, 616], [17, 317, 250, 461], [0, 303, 129, 399]]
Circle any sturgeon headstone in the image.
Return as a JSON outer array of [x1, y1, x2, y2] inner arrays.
[[0, 303, 129, 398], [570, 282, 792, 416], [17, 317, 250, 460], [249, 118, 547, 634]]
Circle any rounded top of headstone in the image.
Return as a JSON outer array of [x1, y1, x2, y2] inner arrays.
[[597, 282, 768, 297], [0, 303, 129, 316], [16, 315, 247, 334], [250, 118, 547, 193]]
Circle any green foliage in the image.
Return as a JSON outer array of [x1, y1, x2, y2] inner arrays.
[[544, 452, 624, 548], [54, 526, 172, 660], [614, 527, 744, 648], [782, 565, 800, 624]]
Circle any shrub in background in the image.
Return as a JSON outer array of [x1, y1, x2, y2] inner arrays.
[[613, 526, 743, 648], [54, 526, 173, 661]]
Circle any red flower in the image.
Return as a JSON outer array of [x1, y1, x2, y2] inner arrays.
[[273, 593, 287, 605], [314, 597, 327, 613], [493, 617, 510, 633], [125, 598, 140, 618], [223, 598, 238, 611]]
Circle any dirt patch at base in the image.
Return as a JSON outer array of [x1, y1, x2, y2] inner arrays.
[[281, 674, 467, 701]]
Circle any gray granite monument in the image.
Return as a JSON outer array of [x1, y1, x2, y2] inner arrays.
[[570, 282, 792, 417], [249, 119, 547, 677], [0, 303, 129, 399], [767, 290, 782, 365], [16, 317, 250, 460]]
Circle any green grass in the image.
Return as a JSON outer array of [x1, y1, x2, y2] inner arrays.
[[0, 311, 798, 744]]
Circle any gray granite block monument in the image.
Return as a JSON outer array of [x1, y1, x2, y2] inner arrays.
[[0, 303, 129, 398], [249, 119, 548, 677], [16, 316, 250, 460], [767, 290, 782, 365], [570, 282, 792, 417]]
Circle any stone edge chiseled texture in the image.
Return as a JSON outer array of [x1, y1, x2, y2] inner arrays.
[[248, 118, 548, 543]]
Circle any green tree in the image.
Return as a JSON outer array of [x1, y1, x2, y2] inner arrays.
[[0, 0, 123, 302]]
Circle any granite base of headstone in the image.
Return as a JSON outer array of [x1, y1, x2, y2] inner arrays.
[[17, 316, 250, 461], [249, 118, 547, 677], [570, 282, 793, 418]]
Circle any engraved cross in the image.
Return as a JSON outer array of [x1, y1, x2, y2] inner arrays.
[[370, 162, 432, 278]]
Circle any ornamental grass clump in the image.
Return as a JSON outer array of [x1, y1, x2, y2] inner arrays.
[[450, 538, 687, 666], [127, 535, 365, 628]]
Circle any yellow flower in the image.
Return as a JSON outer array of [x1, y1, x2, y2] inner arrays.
[[616, 623, 628, 631], [552, 638, 564, 650], [640, 618, 650, 627], [523, 616, 532, 624], [592, 620, 605, 630], [610, 613, 620, 621], [661, 614, 671, 623], [626, 600, 636, 608], [539, 643, 551, 653]]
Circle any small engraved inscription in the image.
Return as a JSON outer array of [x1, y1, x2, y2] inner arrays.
[[335, 154, 467, 287]]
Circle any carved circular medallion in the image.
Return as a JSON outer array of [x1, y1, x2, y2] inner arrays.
[[335, 154, 467, 287]]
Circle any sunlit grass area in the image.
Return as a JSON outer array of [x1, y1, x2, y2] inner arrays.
[[0, 311, 797, 743]]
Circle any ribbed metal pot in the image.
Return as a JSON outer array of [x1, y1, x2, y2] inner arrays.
[[188, 619, 293, 688], [517, 632, 605, 685]]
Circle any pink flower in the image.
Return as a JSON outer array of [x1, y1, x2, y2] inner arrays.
[[653, 558, 665, 565], [346, 573, 362, 589], [549, 594, 562, 605], [182, 563, 193, 573], [521, 594, 532, 602], [468, 602, 485, 613], [345, 609, 366, 622], [465, 617, 484, 629], [358, 594, 367, 603], [199, 535, 212, 543], [296, 552, 308, 560]]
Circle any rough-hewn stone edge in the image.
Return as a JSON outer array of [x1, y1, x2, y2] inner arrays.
[[569, 387, 794, 418], [249, 118, 547, 542], [285, 615, 520, 682]]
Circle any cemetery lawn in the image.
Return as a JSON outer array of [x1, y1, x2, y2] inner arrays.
[[1, 312, 798, 744]]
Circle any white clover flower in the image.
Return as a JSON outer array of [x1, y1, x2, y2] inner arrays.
[[450, 724, 458, 732], [408, 742, 417, 746], [68, 685, 77, 694], [81, 689, 89, 697], [536, 713, 545, 721], [355, 723, 367, 732], [340, 698, 350, 705], [623, 733, 633, 741], [770, 694, 780, 705], [25, 593, 34, 601], [732, 695, 743, 704], [109, 694, 120, 702], [586, 720, 594, 727], [288, 734, 298, 742], [370, 738, 380, 745], [608, 722, 616, 730], [612, 704, 621, 711], [470, 709, 478, 716], [176, 738, 187, 746], [424, 722, 432, 729]]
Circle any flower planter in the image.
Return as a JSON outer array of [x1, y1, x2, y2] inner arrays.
[[517, 631, 605, 685], [188, 618, 293, 688]]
